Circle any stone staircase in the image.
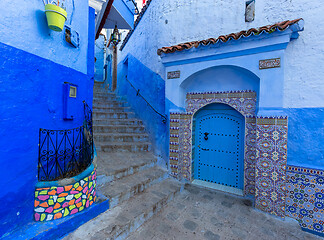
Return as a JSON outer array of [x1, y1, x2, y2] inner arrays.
[[64, 83, 182, 240]]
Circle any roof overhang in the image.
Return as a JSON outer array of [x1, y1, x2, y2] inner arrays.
[[103, 0, 134, 29], [159, 19, 304, 67], [94, 0, 134, 39]]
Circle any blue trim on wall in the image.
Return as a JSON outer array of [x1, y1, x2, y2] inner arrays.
[[163, 43, 288, 67], [301, 227, 324, 238], [0, 41, 93, 238], [1, 200, 109, 240], [35, 164, 95, 188]]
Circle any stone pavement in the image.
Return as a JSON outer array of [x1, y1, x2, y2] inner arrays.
[[127, 184, 321, 240]]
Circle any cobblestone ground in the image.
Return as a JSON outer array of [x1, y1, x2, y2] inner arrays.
[[127, 184, 321, 240]]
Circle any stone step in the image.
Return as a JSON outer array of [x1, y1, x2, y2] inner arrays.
[[93, 93, 124, 100], [93, 89, 112, 93], [93, 82, 108, 86], [93, 106, 131, 113], [93, 111, 136, 119], [92, 89, 113, 93], [96, 152, 157, 184], [63, 178, 182, 240], [93, 118, 143, 126], [98, 166, 168, 208], [96, 142, 152, 153], [94, 133, 149, 143], [93, 85, 107, 91], [94, 125, 146, 134], [93, 96, 120, 102], [93, 91, 117, 96], [93, 101, 128, 108]]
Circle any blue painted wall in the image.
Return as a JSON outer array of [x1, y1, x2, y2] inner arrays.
[[95, 35, 106, 82], [179, 65, 260, 110], [117, 54, 168, 160], [180, 66, 260, 95], [88, 7, 96, 78], [0, 2, 95, 237], [285, 108, 324, 170], [105, 54, 113, 88], [0, 0, 89, 74]]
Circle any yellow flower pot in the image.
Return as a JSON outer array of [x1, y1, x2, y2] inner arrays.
[[45, 4, 67, 32]]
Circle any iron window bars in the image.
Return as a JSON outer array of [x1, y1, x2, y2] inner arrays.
[[38, 101, 93, 181]]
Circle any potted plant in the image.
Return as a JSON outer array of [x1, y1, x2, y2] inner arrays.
[[43, 0, 67, 32]]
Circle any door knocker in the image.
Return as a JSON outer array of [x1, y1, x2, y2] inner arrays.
[[204, 132, 209, 140]]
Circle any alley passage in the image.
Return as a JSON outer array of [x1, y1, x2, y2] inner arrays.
[[127, 185, 321, 240]]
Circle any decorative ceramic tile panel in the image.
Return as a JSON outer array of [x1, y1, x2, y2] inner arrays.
[[245, 117, 257, 196], [169, 91, 257, 196], [286, 165, 324, 236], [34, 170, 97, 222], [187, 91, 257, 117], [255, 117, 288, 217], [169, 114, 181, 178], [179, 114, 192, 181]]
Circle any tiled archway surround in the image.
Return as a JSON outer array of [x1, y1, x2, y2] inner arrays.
[[169, 91, 288, 217]]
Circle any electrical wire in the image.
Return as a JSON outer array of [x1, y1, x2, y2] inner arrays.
[[69, 0, 75, 25]]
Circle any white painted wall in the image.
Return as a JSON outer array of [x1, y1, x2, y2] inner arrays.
[[121, 0, 324, 108]]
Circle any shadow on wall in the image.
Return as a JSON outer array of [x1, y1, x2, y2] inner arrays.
[[180, 65, 260, 106], [35, 10, 51, 37], [117, 54, 168, 162]]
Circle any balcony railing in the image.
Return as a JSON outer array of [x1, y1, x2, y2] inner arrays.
[[38, 102, 93, 181]]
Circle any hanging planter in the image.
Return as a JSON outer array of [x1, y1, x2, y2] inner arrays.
[[45, 3, 67, 32]]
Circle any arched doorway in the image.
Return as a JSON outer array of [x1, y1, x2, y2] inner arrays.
[[193, 103, 245, 194]]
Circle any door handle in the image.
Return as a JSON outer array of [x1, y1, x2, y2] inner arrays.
[[204, 132, 209, 140]]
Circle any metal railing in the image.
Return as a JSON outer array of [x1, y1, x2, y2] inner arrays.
[[125, 76, 167, 123], [38, 102, 93, 181]]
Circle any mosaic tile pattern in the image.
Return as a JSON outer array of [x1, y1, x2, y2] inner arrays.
[[169, 91, 257, 195], [245, 117, 257, 196], [179, 114, 192, 181], [34, 170, 97, 222], [187, 91, 257, 116], [169, 114, 181, 178], [255, 117, 288, 217], [286, 165, 324, 236]]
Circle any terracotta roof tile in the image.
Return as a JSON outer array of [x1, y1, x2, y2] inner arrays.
[[157, 18, 303, 55]]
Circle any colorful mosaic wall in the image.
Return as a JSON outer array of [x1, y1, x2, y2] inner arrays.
[[169, 113, 192, 180], [169, 91, 257, 196], [286, 165, 324, 236], [34, 170, 97, 222], [169, 116, 180, 178], [245, 117, 257, 196], [255, 117, 288, 217]]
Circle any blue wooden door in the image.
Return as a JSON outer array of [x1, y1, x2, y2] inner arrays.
[[194, 104, 244, 190]]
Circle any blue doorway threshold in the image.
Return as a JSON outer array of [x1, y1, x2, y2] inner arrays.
[[192, 179, 243, 196]]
